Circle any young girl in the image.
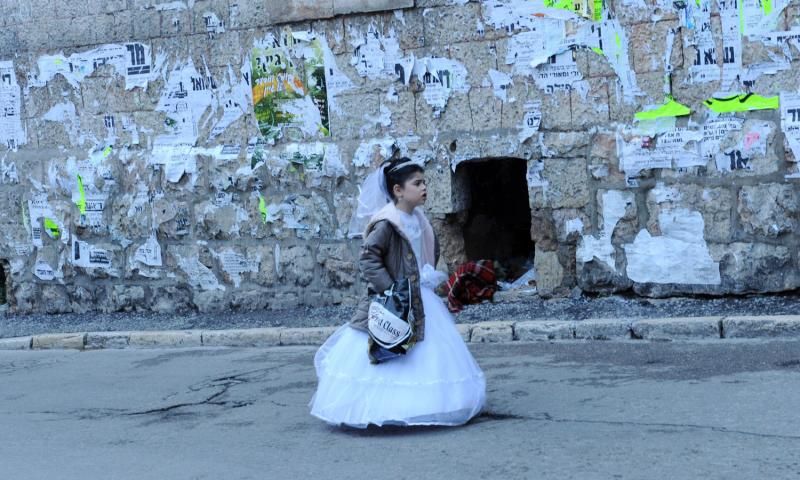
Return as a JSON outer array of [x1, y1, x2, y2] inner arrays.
[[309, 157, 486, 428]]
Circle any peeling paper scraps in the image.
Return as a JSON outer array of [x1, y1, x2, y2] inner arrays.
[[714, 121, 772, 172], [519, 101, 542, 142], [737, 0, 790, 37], [353, 137, 396, 168], [280, 142, 347, 184], [718, 0, 743, 92], [504, 20, 566, 76], [28, 194, 69, 248], [151, 144, 197, 184], [577, 190, 633, 270], [780, 91, 800, 163], [35, 43, 155, 90], [176, 254, 224, 291], [361, 104, 392, 136], [71, 237, 115, 273], [350, 25, 414, 83], [685, 2, 720, 84], [154, 58, 216, 146], [0, 155, 19, 184], [617, 127, 703, 174], [34, 259, 59, 281], [526, 159, 548, 189], [487, 69, 513, 101], [43, 101, 81, 145], [533, 50, 584, 94], [483, 0, 578, 32], [209, 61, 252, 139], [762, 27, 800, 57], [0, 62, 26, 150], [701, 117, 744, 158], [133, 235, 163, 267], [202, 12, 225, 36], [214, 249, 259, 288], [624, 208, 721, 285], [415, 57, 470, 114]]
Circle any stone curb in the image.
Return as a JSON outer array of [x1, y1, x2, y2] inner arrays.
[[2, 316, 800, 351]]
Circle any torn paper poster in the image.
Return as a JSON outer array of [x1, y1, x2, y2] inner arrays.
[[0, 62, 26, 150], [43, 101, 81, 146], [416, 57, 470, 113], [526, 159, 549, 189], [0, 155, 18, 184], [617, 127, 703, 174], [280, 142, 347, 185], [150, 144, 197, 183], [214, 249, 259, 288], [27, 194, 69, 248], [133, 235, 163, 267], [83, 193, 108, 228], [352, 137, 396, 168], [71, 238, 114, 271], [718, 0, 743, 92], [360, 104, 392, 136], [202, 12, 225, 37], [349, 25, 414, 84], [36, 43, 155, 90], [583, 19, 643, 102], [483, 0, 576, 32], [504, 20, 566, 75], [518, 102, 542, 142], [683, 0, 720, 83], [780, 92, 800, 162], [154, 58, 214, 146], [714, 121, 772, 172], [701, 117, 744, 157], [761, 27, 800, 56], [176, 255, 224, 291], [33, 260, 58, 281], [487, 69, 513, 101], [738, 0, 789, 37], [251, 33, 330, 142], [624, 208, 721, 285], [566, 218, 585, 235], [533, 50, 583, 94], [577, 190, 634, 270], [209, 61, 252, 139]]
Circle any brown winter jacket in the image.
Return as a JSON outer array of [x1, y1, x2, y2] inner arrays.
[[350, 203, 439, 342]]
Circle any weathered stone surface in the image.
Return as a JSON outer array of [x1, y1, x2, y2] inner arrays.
[[0, 336, 32, 350], [471, 321, 515, 343], [514, 321, 574, 341], [85, 332, 132, 349], [128, 330, 202, 348], [738, 184, 800, 238], [531, 158, 590, 209], [711, 242, 800, 294], [723, 316, 800, 339], [574, 319, 631, 340], [334, 0, 413, 16], [534, 247, 564, 297], [631, 317, 722, 340], [32, 333, 86, 350], [280, 327, 337, 345], [202, 328, 282, 347]]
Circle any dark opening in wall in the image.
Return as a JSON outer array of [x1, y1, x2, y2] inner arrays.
[[458, 158, 534, 278], [0, 260, 7, 307]]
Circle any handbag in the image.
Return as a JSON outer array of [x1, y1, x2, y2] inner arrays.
[[367, 278, 415, 364]]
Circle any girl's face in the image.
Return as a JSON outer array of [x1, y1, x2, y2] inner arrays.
[[394, 171, 427, 209]]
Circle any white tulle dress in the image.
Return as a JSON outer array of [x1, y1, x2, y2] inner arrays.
[[309, 211, 486, 428]]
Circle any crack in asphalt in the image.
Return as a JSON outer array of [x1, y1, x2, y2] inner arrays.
[[480, 411, 800, 440]]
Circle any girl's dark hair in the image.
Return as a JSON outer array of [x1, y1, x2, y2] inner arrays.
[[383, 157, 424, 202]]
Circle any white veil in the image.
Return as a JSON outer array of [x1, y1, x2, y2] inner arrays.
[[347, 166, 391, 238]]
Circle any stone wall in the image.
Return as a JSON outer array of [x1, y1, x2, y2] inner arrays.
[[0, 0, 799, 314]]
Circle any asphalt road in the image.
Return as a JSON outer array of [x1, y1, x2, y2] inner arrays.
[[2, 340, 800, 479]]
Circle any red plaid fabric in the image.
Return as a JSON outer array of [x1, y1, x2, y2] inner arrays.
[[445, 260, 497, 313]]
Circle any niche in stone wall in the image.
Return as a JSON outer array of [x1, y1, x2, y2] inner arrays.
[[456, 158, 534, 279], [0, 260, 8, 308]]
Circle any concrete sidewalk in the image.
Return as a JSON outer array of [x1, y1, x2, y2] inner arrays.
[[2, 315, 800, 351]]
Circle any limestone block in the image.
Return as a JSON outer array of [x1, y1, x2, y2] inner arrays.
[[711, 242, 800, 294], [610, 0, 679, 24], [311, 18, 348, 55], [0, 337, 32, 350], [281, 245, 316, 287], [280, 327, 337, 345], [85, 332, 132, 349], [456, 323, 472, 342], [539, 132, 591, 158], [380, 88, 417, 137], [608, 71, 663, 123], [723, 316, 800, 339], [514, 321, 574, 341], [530, 207, 558, 250], [188, 30, 242, 68], [571, 81, 610, 129], [577, 49, 615, 79], [530, 158, 590, 209], [149, 286, 194, 313], [329, 93, 381, 141], [32, 333, 86, 350], [738, 184, 800, 238], [91, 10, 136, 46], [128, 330, 202, 348], [132, 8, 162, 40], [574, 319, 631, 340], [261, 0, 334, 24], [470, 321, 514, 343], [41, 285, 73, 314], [10, 283, 38, 313], [202, 328, 283, 347], [552, 208, 590, 243], [334, 0, 413, 15], [539, 90, 572, 130], [425, 158, 471, 214], [317, 244, 358, 289], [192, 288, 227, 313], [430, 40, 497, 87], [422, 3, 484, 47], [159, 8, 192, 36], [629, 21, 684, 74], [252, 244, 279, 286], [268, 291, 301, 310], [534, 247, 564, 296], [111, 285, 146, 312], [645, 184, 733, 243], [468, 87, 503, 132], [229, 290, 271, 311], [498, 80, 544, 131], [631, 317, 722, 340], [415, 89, 473, 134]]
